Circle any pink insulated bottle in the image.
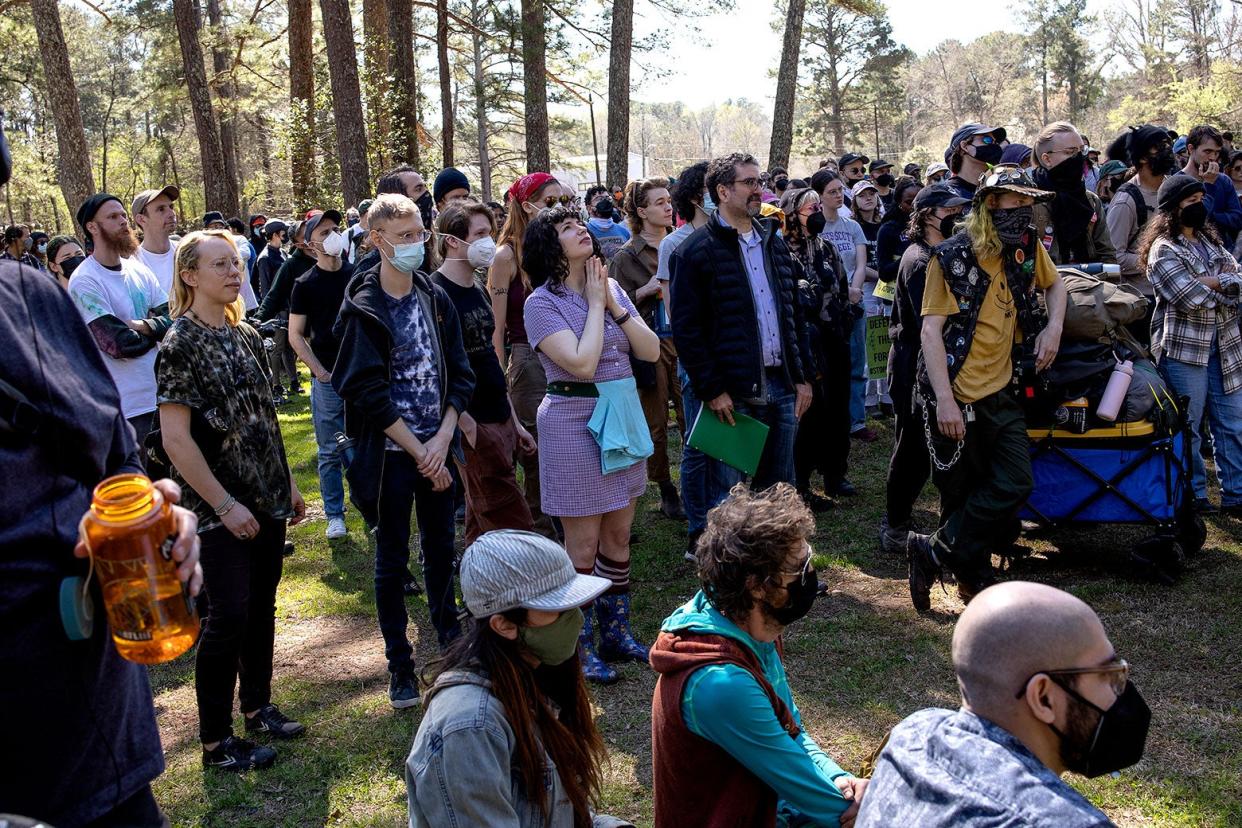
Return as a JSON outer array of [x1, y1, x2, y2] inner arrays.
[[1096, 360, 1134, 422]]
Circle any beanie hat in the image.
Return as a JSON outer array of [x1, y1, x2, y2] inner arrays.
[[1156, 174, 1204, 213], [76, 193, 123, 244], [433, 167, 471, 204]]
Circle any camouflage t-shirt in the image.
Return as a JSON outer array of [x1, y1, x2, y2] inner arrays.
[[155, 316, 292, 531]]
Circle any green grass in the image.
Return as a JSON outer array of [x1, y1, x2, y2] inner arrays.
[[150, 385, 1242, 827]]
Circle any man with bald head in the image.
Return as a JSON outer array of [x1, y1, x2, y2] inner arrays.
[[857, 582, 1151, 827]]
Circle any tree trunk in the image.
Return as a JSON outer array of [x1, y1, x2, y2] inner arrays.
[[362, 0, 391, 173], [470, 0, 491, 199], [205, 0, 242, 213], [436, 0, 454, 166], [29, 0, 96, 230], [768, 0, 806, 171], [520, 0, 549, 172], [388, 0, 419, 166], [173, 0, 234, 215], [606, 0, 633, 188], [319, 0, 372, 208], [289, 0, 316, 211]]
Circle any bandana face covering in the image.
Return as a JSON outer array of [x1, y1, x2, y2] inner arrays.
[[991, 206, 1034, 245]]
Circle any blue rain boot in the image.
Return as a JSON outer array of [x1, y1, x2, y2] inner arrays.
[[596, 592, 650, 664], [578, 604, 619, 684]]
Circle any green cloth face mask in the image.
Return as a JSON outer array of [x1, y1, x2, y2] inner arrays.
[[518, 607, 584, 666]]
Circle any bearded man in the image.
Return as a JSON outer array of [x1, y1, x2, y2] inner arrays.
[[69, 193, 172, 449]]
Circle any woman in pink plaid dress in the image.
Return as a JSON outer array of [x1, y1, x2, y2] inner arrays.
[[523, 205, 662, 683]]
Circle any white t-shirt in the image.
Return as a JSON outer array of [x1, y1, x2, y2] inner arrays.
[[819, 213, 868, 282], [136, 241, 179, 297], [68, 255, 167, 418], [232, 234, 258, 309]]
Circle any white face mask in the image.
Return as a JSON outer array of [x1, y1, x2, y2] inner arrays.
[[464, 236, 497, 268], [320, 230, 347, 257]]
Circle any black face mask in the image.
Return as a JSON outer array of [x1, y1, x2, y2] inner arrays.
[[991, 205, 1033, 245], [807, 210, 827, 236], [875, 174, 895, 188], [59, 254, 86, 280], [415, 191, 434, 224], [938, 214, 958, 239], [765, 566, 818, 626], [1048, 151, 1087, 187], [774, 177, 789, 191], [1149, 148, 1178, 176], [970, 142, 1005, 166], [1052, 680, 1151, 778], [1180, 201, 1208, 229]]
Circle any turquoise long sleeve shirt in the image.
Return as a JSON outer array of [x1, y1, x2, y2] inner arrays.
[[663, 592, 853, 826]]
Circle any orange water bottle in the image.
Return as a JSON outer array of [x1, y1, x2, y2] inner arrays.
[[79, 474, 200, 664]]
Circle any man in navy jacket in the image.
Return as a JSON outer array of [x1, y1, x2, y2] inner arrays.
[[1179, 124, 1242, 249], [670, 152, 814, 507]]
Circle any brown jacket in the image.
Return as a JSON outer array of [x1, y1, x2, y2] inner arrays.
[[608, 233, 661, 327], [1031, 190, 1118, 267]]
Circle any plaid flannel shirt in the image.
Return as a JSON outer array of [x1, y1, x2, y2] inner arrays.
[[1147, 234, 1242, 393]]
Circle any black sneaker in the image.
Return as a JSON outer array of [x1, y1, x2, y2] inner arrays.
[[1195, 497, 1219, 515], [827, 478, 858, 497], [283, 540, 295, 558], [907, 533, 940, 613], [403, 572, 423, 596], [797, 488, 835, 513], [202, 735, 277, 772], [244, 704, 305, 739], [390, 670, 421, 710], [684, 529, 703, 563]]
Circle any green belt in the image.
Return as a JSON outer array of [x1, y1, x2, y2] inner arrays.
[[546, 381, 599, 398]]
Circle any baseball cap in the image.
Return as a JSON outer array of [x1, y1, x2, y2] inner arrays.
[[460, 530, 611, 617], [869, 158, 893, 173], [202, 211, 226, 228], [914, 182, 971, 210], [263, 219, 289, 238], [303, 208, 343, 240], [851, 179, 878, 197], [131, 185, 181, 217], [839, 152, 870, 169], [926, 162, 949, 176], [904, 163, 922, 176], [1173, 135, 1188, 154], [1098, 159, 1128, 180], [250, 214, 268, 228], [946, 123, 1007, 163]]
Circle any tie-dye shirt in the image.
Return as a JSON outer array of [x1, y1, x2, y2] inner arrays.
[[384, 290, 442, 449]]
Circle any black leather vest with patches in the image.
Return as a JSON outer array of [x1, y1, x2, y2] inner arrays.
[[917, 231, 1047, 404]]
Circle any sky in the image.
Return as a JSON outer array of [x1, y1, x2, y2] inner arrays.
[[640, 0, 1100, 109]]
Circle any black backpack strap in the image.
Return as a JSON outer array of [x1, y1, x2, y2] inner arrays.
[[1118, 181, 1149, 229]]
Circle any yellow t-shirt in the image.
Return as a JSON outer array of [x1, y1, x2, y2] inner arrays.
[[922, 244, 1058, 403]]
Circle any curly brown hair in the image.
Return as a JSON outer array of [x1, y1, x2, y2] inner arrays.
[[696, 483, 815, 621]]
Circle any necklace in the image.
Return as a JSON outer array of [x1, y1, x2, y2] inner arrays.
[[186, 308, 227, 331]]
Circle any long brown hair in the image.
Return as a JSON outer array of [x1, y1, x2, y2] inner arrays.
[[424, 611, 606, 827], [497, 179, 561, 288], [779, 187, 818, 252], [1137, 205, 1224, 268]]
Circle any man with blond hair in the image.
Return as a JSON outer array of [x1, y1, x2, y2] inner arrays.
[[1030, 122, 1117, 266]]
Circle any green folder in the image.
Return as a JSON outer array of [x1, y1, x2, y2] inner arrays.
[[687, 408, 770, 476]]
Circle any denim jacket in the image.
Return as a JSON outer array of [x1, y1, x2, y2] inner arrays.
[[856, 708, 1115, 827], [406, 669, 634, 828]]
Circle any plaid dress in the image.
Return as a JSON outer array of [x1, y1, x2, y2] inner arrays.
[[524, 279, 647, 516], [1147, 234, 1242, 393]]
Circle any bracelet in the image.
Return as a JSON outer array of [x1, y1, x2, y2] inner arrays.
[[611, 311, 631, 326], [213, 495, 237, 516]]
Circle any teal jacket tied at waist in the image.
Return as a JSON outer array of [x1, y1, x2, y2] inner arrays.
[[587, 376, 654, 473]]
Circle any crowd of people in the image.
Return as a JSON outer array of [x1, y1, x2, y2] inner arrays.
[[17, 109, 1242, 826]]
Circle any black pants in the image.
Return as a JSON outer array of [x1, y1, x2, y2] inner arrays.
[[929, 391, 1033, 588], [885, 344, 931, 526], [127, 412, 155, 467], [795, 330, 852, 489], [195, 513, 286, 744], [82, 784, 168, 828], [375, 450, 460, 674]]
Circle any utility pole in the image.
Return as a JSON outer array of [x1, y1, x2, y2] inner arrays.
[[589, 95, 602, 187], [873, 101, 881, 159]]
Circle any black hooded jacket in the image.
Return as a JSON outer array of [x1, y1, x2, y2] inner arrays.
[[331, 263, 474, 525]]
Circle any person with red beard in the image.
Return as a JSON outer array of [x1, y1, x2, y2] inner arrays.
[[68, 193, 172, 449]]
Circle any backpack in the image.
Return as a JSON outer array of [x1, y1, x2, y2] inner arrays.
[[1058, 268, 1149, 345], [1118, 181, 1150, 229]]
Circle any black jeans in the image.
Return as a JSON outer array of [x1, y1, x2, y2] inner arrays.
[[127, 412, 155, 467], [795, 330, 852, 489], [375, 450, 460, 674], [82, 784, 168, 828], [929, 391, 1033, 588], [195, 513, 286, 744], [885, 343, 931, 526]]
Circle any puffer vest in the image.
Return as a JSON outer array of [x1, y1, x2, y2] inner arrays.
[[917, 232, 1047, 403]]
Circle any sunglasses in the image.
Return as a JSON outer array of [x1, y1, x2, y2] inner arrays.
[[541, 195, 574, 209], [974, 134, 998, 146]]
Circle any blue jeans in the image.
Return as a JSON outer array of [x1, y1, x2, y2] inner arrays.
[[1161, 342, 1242, 505], [848, 313, 867, 431], [311, 378, 346, 519], [679, 361, 709, 534], [706, 373, 798, 508], [375, 450, 460, 672]]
